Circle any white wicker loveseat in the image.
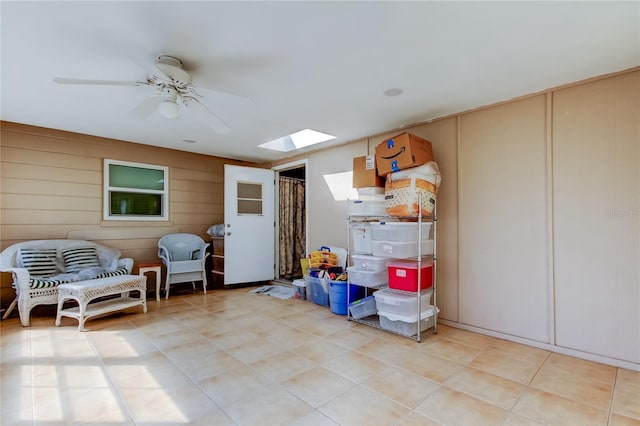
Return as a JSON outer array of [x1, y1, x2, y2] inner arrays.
[[0, 239, 134, 326]]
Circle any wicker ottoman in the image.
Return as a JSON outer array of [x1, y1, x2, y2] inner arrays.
[[55, 275, 147, 331]]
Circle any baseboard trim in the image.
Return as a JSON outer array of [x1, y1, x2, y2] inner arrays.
[[438, 319, 639, 372]]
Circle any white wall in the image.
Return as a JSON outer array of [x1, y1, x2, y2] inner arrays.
[[306, 140, 367, 252]]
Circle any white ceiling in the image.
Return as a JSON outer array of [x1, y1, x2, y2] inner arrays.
[[2, 1, 638, 162]]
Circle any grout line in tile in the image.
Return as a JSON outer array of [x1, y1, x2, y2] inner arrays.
[[6, 289, 637, 426], [606, 368, 619, 426], [83, 324, 138, 425]]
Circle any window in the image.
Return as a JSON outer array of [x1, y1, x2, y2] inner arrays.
[[237, 182, 263, 215], [323, 171, 358, 201], [103, 159, 169, 221]]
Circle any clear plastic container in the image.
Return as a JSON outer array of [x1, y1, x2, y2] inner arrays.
[[348, 295, 377, 319], [350, 254, 396, 272], [304, 275, 329, 307], [347, 266, 387, 288], [357, 187, 384, 196], [373, 288, 433, 317], [347, 200, 386, 216], [357, 187, 385, 201], [349, 223, 373, 254], [370, 239, 434, 258], [378, 309, 436, 336], [370, 222, 432, 241]]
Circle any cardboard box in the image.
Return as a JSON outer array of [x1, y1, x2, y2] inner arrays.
[[352, 155, 384, 188], [375, 133, 434, 176]]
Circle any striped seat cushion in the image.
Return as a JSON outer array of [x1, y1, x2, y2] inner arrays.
[[29, 277, 71, 289], [62, 247, 100, 273], [28, 267, 128, 289], [18, 248, 59, 277], [93, 267, 129, 279]]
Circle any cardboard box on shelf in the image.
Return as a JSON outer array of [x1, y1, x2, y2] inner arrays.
[[352, 155, 384, 188], [375, 133, 434, 176]]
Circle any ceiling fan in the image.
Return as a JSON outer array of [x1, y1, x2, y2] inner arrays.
[[54, 55, 232, 134]]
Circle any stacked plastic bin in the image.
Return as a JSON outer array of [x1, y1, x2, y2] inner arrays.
[[365, 221, 437, 335], [374, 288, 438, 335]]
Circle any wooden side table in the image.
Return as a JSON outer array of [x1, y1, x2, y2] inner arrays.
[[138, 262, 163, 302]]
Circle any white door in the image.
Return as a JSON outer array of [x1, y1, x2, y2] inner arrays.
[[224, 165, 275, 285]]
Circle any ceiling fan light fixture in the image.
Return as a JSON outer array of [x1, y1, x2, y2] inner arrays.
[[158, 100, 180, 119]]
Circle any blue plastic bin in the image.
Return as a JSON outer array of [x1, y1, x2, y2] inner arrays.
[[304, 275, 329, 307], [329, 281, 365, 315]]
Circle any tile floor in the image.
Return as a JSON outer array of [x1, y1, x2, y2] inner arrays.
[[1, 287, 638, 426]]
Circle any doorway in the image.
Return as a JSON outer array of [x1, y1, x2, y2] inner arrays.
[[223, 165, 275, 285], [274, 161, 307, 282]]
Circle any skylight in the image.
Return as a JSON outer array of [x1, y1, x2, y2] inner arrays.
[[258, 129, 336, 152], [323, 171, 359, 201]]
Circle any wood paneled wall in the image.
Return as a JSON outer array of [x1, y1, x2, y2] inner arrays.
[[0, 122, 247, 306]]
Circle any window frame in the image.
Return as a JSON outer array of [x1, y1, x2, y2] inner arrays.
[[103, 159, 169, 221]]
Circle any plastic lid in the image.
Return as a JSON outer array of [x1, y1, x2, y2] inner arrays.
[[373, 288, 432, 302], [348, 295, 375, 306], [387, 260, 434, 269], [347, 266, 382, 274], [350, 255, 390, 261], [373, 222, 424, 226]]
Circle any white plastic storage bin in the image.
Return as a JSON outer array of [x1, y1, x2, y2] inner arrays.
[[357, 187, 385, 201], [378, 308, 437, 336], [347, 200, 386, 216], [347, 266, 387, 288], [348, 295, 377, 319], [370, 222, 432, 241], [350, 254, 396, 272], [349, 223, 373, 254], [373, 288, 433, 317], [371, 239, 434, 258]]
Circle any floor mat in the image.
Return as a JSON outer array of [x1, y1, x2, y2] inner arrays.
[[248, 285, 295, 299]]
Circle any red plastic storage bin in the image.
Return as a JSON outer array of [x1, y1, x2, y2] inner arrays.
[[387, 260, 433, 292]]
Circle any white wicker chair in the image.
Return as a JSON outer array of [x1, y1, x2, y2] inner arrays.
[[157, 233, 209, 298], [0, 240, 133, 326]]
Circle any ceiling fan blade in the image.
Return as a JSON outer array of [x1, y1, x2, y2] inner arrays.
[[130, 96, 163, 119], [186, 98, 231, 134], [129, 56, 174, 83], [54, 77, 145, 86], [191, 85, 255, 105]]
